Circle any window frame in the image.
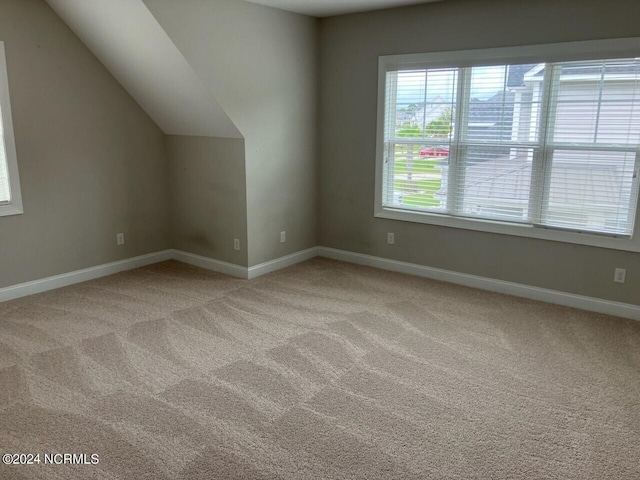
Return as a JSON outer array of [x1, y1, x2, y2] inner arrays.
[[0, 41, 22, 218], [375, 38, 640, 252]]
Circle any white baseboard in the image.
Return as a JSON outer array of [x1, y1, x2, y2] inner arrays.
[[0, 248, 317, 303], [170, 247, 319, 280], [0, 250, 173, 303], [317, 247, 640, 321], [170, 249, 249, 279], [2, 245, 638, 322], [248, 247, 318, 280]]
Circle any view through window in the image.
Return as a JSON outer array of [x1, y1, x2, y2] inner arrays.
[[0, 40, 21, 216], [0, 102, 10, 203], [382, 58, 640, 237]]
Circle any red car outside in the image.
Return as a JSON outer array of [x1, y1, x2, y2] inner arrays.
[[419, 146, 449, 157]]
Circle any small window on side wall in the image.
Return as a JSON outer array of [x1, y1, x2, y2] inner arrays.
[[0, 41, 22, 217]]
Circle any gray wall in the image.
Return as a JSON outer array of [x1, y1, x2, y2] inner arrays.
[[167, 136, 248, 267], [0, 0, 169, 288], [145, 0, 318, 267], [3, 0, 639, 309], [318, 0, 640, 305]]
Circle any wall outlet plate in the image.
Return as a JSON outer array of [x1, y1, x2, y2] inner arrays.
[[234, 238, 240, 251], [116, 233, 125, 246], [280, 231, 286, 243], [614, 268, 626, 284], [387, 232, 395, 245]]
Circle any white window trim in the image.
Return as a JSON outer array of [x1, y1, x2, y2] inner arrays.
[[374, 38, 640, 253], [0, 41, 22, 217]]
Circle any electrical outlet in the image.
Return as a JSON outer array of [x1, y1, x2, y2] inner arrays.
[[387, 232, 395, 245], [116, 233, 125, 246], [280, 231, 286, 243], [614, 268, 626, 284], [234, 238, 240, 251]]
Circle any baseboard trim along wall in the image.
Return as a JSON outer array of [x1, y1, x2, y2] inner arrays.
[[317, 247, 640, 322], [0, 248, 317, 302], [247, 247, 318, 280], [0, 250, 174, 303], [1, 246, 638, 321], [170, 249, 249, 279], [171, 247, 318, 280]]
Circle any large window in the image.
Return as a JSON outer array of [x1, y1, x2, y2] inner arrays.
[[0, 41, 22, 217], [375, 39, 640, 251]]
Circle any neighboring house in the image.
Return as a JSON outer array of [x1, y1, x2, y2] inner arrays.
[[395, 108, 414, 127], [433, 61, 639, 230], [441, 152, 631, 229], [395, 67, 537, 160], [407, 96, 450, 130], [466, 64, 538, 161], [524, 62, 640, 145]]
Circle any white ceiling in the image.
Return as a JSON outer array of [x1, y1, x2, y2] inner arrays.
[[243, 0, 442, 18]]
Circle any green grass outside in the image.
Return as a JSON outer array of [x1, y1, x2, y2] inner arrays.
[[393, 178, 443, 208], [402, 194, 442, 208], [393, 159, 441, 175], [393, 144, 441, 175], [392, 145, 445, 208], [393, 178, 441, 192]]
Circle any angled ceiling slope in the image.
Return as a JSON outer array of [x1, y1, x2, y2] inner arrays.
[[46, 0, 242, 138]]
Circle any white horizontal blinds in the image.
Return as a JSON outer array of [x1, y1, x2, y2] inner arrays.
[[549, 59, 640, 145], [455, 64, 544, 222], [0, 102, 10, 203], [542, 150, 638, 234], [382, 68, 457, 211], [381, 54, 640, 237], [539, 59, 640, 235], [381, 70, 397, 209]]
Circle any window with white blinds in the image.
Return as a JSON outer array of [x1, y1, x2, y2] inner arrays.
[[0, 102, 11, 203], [377, 42, 640, 248], [0, 40, 22, 217]]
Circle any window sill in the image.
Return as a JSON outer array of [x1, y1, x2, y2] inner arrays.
[[0, 203, 24, 217], [375, 206, 640, 253]]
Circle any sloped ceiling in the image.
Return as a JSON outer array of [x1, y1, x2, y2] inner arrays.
[[45, 0, 242, 138]]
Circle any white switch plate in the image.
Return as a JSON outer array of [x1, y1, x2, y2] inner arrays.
[[116, 233, 125, 246], [280, 231, 286, 243], [614, 268, 626, 284], [234, 238, 240, 251]]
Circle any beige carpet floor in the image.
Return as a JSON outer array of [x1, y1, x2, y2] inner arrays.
[[0, 258, 639, 479]]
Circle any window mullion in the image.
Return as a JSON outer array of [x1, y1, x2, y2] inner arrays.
[[628, 151, 640, 233], [531, 63, 559, 226], [448, 67, 470, 216]]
